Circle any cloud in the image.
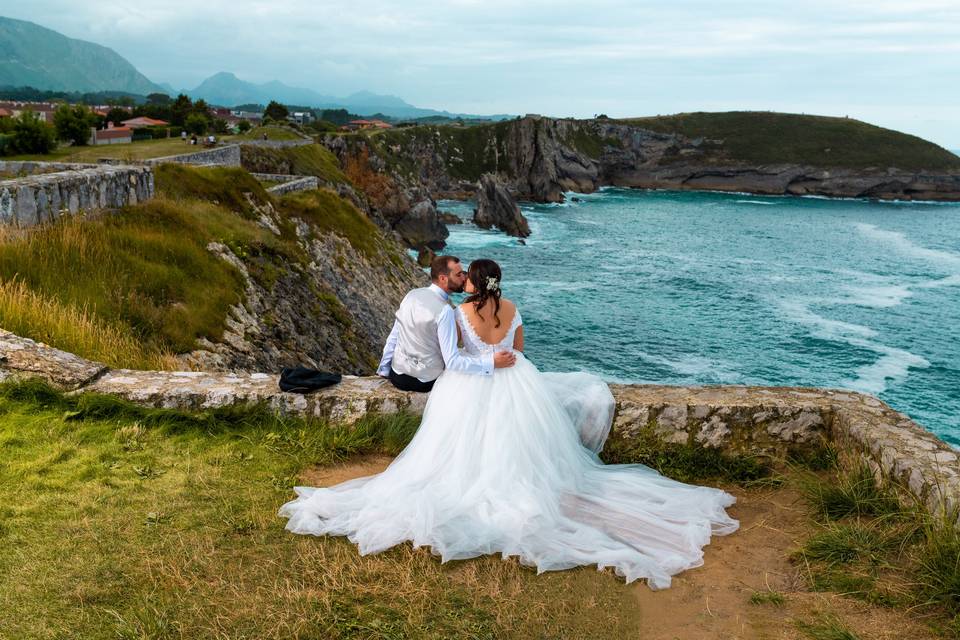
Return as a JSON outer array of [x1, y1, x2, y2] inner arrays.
[[4, 0, 959, 146]]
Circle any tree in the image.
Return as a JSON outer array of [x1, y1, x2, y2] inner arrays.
[[212, 118, 228, 134], [146, 92, 171, 105], [170, 94, 194, 126], [105, 107, 129, 127], [12, 110, 57, 154], [237, 120, 252, 133], [54, 104, 95, 146], [264, 100, 289, 121], [184, 112, 208, 135]]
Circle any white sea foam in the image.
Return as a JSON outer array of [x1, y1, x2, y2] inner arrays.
[[843, 344, 931, 395], [776, 299, 878, 339], [835, 283, 914, 308], [854, 223, 960, 270], [735, 200, 777, 206], [776, 297, 929, 394]]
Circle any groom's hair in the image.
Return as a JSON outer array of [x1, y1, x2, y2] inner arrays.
[[430, 255, 460, 281]]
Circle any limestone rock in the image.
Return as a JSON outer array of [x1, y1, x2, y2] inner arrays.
[[474, 174, 531, 238], [0, 329, 107, 389], [394, 199, 449, 250]]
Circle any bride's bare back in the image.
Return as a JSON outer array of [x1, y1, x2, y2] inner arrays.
[[459, 298, 524, 351]]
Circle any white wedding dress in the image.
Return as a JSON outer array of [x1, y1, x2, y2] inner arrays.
[[278, 306, 739, 589]]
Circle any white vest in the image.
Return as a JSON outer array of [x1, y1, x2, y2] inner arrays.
[[391, 287, 450, 382]]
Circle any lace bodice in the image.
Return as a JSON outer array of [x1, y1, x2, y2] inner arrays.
[[456, 305, 522, 356]]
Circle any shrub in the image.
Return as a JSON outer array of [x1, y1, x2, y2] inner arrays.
[[53, 104, 95, 146], [11, 110, 57, 154]]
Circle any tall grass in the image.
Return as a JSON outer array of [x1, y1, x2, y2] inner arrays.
[[0, 278, 179, 370], [0, 192, 279, 363]]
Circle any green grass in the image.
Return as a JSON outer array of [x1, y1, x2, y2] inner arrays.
[[236, 125, 304, 141], [0, 378, 651, 639], [280, 188, 389, 259], [598, 430, 772, 485], [240, 143, 348, 185], [798, 521, 899, 566], [795, 614, 862, 640], [798, 463, 903, 521], [748, 590, 786, 606], [619, 111, 960, 171], [0, 196, 260, 357], [154, 163, 272, 218], [794, 462, 960, 626]]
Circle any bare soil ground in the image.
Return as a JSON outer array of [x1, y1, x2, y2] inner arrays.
[[302, 455, 941, 640]]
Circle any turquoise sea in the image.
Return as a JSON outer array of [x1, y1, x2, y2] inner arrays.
[[435, 188, 960, 446]]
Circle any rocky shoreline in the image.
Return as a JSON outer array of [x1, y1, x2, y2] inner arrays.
[[320, 116, 960, 250]]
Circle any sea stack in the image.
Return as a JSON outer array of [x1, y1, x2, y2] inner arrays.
[[474, 173, 531, 238]]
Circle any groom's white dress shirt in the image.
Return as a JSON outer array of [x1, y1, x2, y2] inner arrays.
[[377, 283, 495, 383]]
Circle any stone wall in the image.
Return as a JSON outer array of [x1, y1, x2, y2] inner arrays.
[[265, 176, 319, 196], [1, 327, 957, 524], [242, 139, 313, 149], [0, 162, 154, 227], [143, 144, 241, 167]]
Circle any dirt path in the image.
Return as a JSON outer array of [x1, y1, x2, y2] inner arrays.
[[301, 456, 939, 640]]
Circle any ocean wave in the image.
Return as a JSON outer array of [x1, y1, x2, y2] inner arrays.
[[834, 283, 914, 309], [843, 344, 931, 395], [776, 297, 929, 394], [854, 223, 960, 270], [735, 199, 777, 205]]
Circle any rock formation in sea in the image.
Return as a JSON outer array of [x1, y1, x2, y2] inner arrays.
[[473, 173, 531, 237]]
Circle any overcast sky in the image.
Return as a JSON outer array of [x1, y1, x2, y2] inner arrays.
[[8, 0, 960, 147]]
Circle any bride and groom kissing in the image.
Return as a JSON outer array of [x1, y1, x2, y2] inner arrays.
[[278, 255, 740, 590]]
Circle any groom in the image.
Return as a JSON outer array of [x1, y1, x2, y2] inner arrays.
[[377, 255, 516, 392]]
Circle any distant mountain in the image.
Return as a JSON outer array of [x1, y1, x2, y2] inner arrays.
[[188, 71, 512, 120], [0, 16, 166, 95]]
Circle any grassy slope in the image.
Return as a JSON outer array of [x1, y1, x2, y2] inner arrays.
[[0, 163, 397, 369], [620, 111, 960, 171]]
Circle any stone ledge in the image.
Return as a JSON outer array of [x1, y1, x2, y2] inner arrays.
[[0, 328, 956, 524]]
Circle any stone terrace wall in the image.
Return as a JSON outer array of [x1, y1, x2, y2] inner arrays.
[[142, 144, 241, 168], [264, 176, 319, 196], [0, 162, 153, 227], [0, 327, 956, 524]]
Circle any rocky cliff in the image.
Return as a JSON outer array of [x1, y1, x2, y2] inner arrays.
[[340, 113, 960, 210]]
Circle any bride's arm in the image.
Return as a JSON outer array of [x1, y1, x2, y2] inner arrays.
[[512, 325, 524, 352]]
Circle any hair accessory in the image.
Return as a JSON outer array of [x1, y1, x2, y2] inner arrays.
[[486, 276, 500, 292]]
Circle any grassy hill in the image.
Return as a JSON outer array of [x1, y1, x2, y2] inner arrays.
[[619, 111, 960, 171]]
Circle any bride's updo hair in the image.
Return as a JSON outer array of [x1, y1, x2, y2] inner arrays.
[[466, 258, 503, 327]]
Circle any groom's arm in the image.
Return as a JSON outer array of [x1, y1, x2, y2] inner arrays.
[[436, 306, 495, 375], [376, 319, 400, 377]]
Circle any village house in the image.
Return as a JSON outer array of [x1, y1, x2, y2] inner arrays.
[[89, 122, 132, 145], [0, 101, 57, 123], [287, 111, 314, 125], [120, 116, 169, 129]]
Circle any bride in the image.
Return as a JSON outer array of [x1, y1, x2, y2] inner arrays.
[[278, 259, 739, 589]]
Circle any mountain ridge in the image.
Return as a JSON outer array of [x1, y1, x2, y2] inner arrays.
[[0, 16, 166, 95]]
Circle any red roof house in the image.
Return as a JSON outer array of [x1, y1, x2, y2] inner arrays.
[[121, 116, 169, 129]]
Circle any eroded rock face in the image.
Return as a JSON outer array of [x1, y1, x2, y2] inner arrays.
[[394, 199, 449, 250], [474, 174, 531, 237], [177, 196, 427, 375]]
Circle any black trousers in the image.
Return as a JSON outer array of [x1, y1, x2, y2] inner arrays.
[[388, 367, 436, 393]]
